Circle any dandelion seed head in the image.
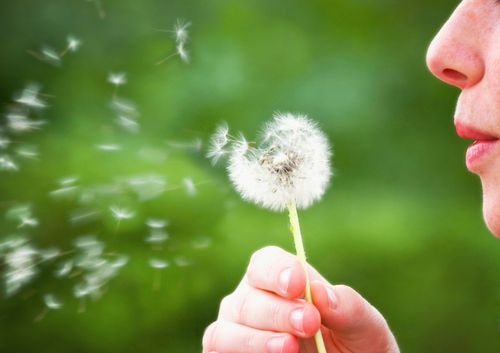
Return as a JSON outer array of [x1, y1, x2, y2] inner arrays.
[[226, 112, 332, 211]]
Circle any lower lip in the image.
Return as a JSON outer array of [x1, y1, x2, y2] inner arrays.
[[465, 140, 499, 171]]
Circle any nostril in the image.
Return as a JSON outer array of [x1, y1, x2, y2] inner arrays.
[[442, 68, 467, 82]]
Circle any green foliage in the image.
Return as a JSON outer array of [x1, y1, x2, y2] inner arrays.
[[0, 1, 499, 353]]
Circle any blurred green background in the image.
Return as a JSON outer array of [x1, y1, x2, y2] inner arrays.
[[0, 0, 499, 352]]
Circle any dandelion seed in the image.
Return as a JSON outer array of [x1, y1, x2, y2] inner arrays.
[[145, 229, 169, 245], [6, 112, 46, 133], [149, 258, 169, 269], [34, 45, 61, 66], [59, 176, 79, 185], [40, 247, 60, 261], [110, 206, 134, 220], [4, 245, 38, 296], [115, 115, 139, 133], [66, 35, 81, 53], [0, 155, 18, 171], [44, 294, 63, 310], [176, 42, 189, 63], [69, 209, 100, 225], [96, 143, 121, 151], [108, 72, 127, 86], [14, 83, 48, 109], [207, 123, 230, 165], [15, 145, 39, 159], [54, 261, 73, 278], [173, 19, 191, 43], [18, 214, 39, 228], [146, 218, 168, 229], [49, 186, 79, 199], [182, 177, 197, 196], [110, 255, 128, 268]]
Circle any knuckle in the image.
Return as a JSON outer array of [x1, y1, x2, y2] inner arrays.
[[218, 294, 234, 319], [242, 331, 259, 353], [202, 321, 218, 351], [235, 288, 251, 323], [247, 246, 282, 279]]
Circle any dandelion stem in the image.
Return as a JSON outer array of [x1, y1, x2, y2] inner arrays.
[[287, 199, 327, 353]]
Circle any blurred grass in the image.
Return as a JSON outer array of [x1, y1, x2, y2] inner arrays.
[[0, 0, 499, 353]]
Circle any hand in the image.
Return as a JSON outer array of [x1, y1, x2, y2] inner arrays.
[[202, 246, 399, 353]]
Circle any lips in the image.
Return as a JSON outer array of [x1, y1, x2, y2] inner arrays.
[[454, 121, 499, 171]]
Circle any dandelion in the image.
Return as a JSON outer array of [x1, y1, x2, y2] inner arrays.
[[208, 112, 332, 353]]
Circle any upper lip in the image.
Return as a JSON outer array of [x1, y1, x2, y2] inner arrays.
[[454, 121, 498, 141]]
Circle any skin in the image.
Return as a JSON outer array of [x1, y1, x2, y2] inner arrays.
[[203, 1, 500, 352]]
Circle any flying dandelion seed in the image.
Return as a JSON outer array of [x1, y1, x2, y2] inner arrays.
[[174, 256, 192, 267], [191, 236, 212, 250], [110, 206, 135, 232], [54, 261, 73, 278], [156, 19, 191, 65], [182, 177, 197, 196], [0, 155, 19, 171], [126, 174, 166, 201], [146, 218, 169, 229], [207, 122, 230, 165], [14, 83, 48, 110], [27, 45, 61, 66], [4, 244, 39, 297], [208, 112, 332, 353], [15, 145, 39, 159], [108, 72, 127, 86], [35, 293, 63, 322], [149, 258, 169, 290], [66, 35, 81, 53], [166, 138, 203, 151], [115, 115, 139, 133], [96, 143, 121, 152]]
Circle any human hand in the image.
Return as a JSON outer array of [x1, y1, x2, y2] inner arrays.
[[202, 246, 399, 353]]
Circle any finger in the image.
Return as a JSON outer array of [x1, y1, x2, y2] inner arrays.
[[218, 287, 321, 338], [202, 320, 299, 353], [311, 281, 399, 352], [246, 246, 309, 298]]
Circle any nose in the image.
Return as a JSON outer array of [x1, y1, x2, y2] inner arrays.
[[426, 3, 485, 89]]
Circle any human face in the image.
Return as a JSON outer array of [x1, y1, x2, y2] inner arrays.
[[426, 0, 500, 238]]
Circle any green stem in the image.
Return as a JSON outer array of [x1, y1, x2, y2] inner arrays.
[[287, 200, 327, 353]]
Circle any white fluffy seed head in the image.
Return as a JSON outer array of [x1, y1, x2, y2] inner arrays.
[[225, 112, 332, 211]]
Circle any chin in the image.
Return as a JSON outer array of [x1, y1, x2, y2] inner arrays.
[[482, 188, 500, 238]]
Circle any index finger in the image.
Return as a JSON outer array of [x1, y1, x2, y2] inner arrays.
[[245, 246, 323, 298]]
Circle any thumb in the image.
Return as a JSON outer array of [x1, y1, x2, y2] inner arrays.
[[311, 281, 399, 353]]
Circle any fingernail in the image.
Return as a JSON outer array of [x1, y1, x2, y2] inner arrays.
[[326, 285, 338, 310], [267, 336, 286, 353], [290, 308, 304, 334], [278, 268, 292, 295]]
